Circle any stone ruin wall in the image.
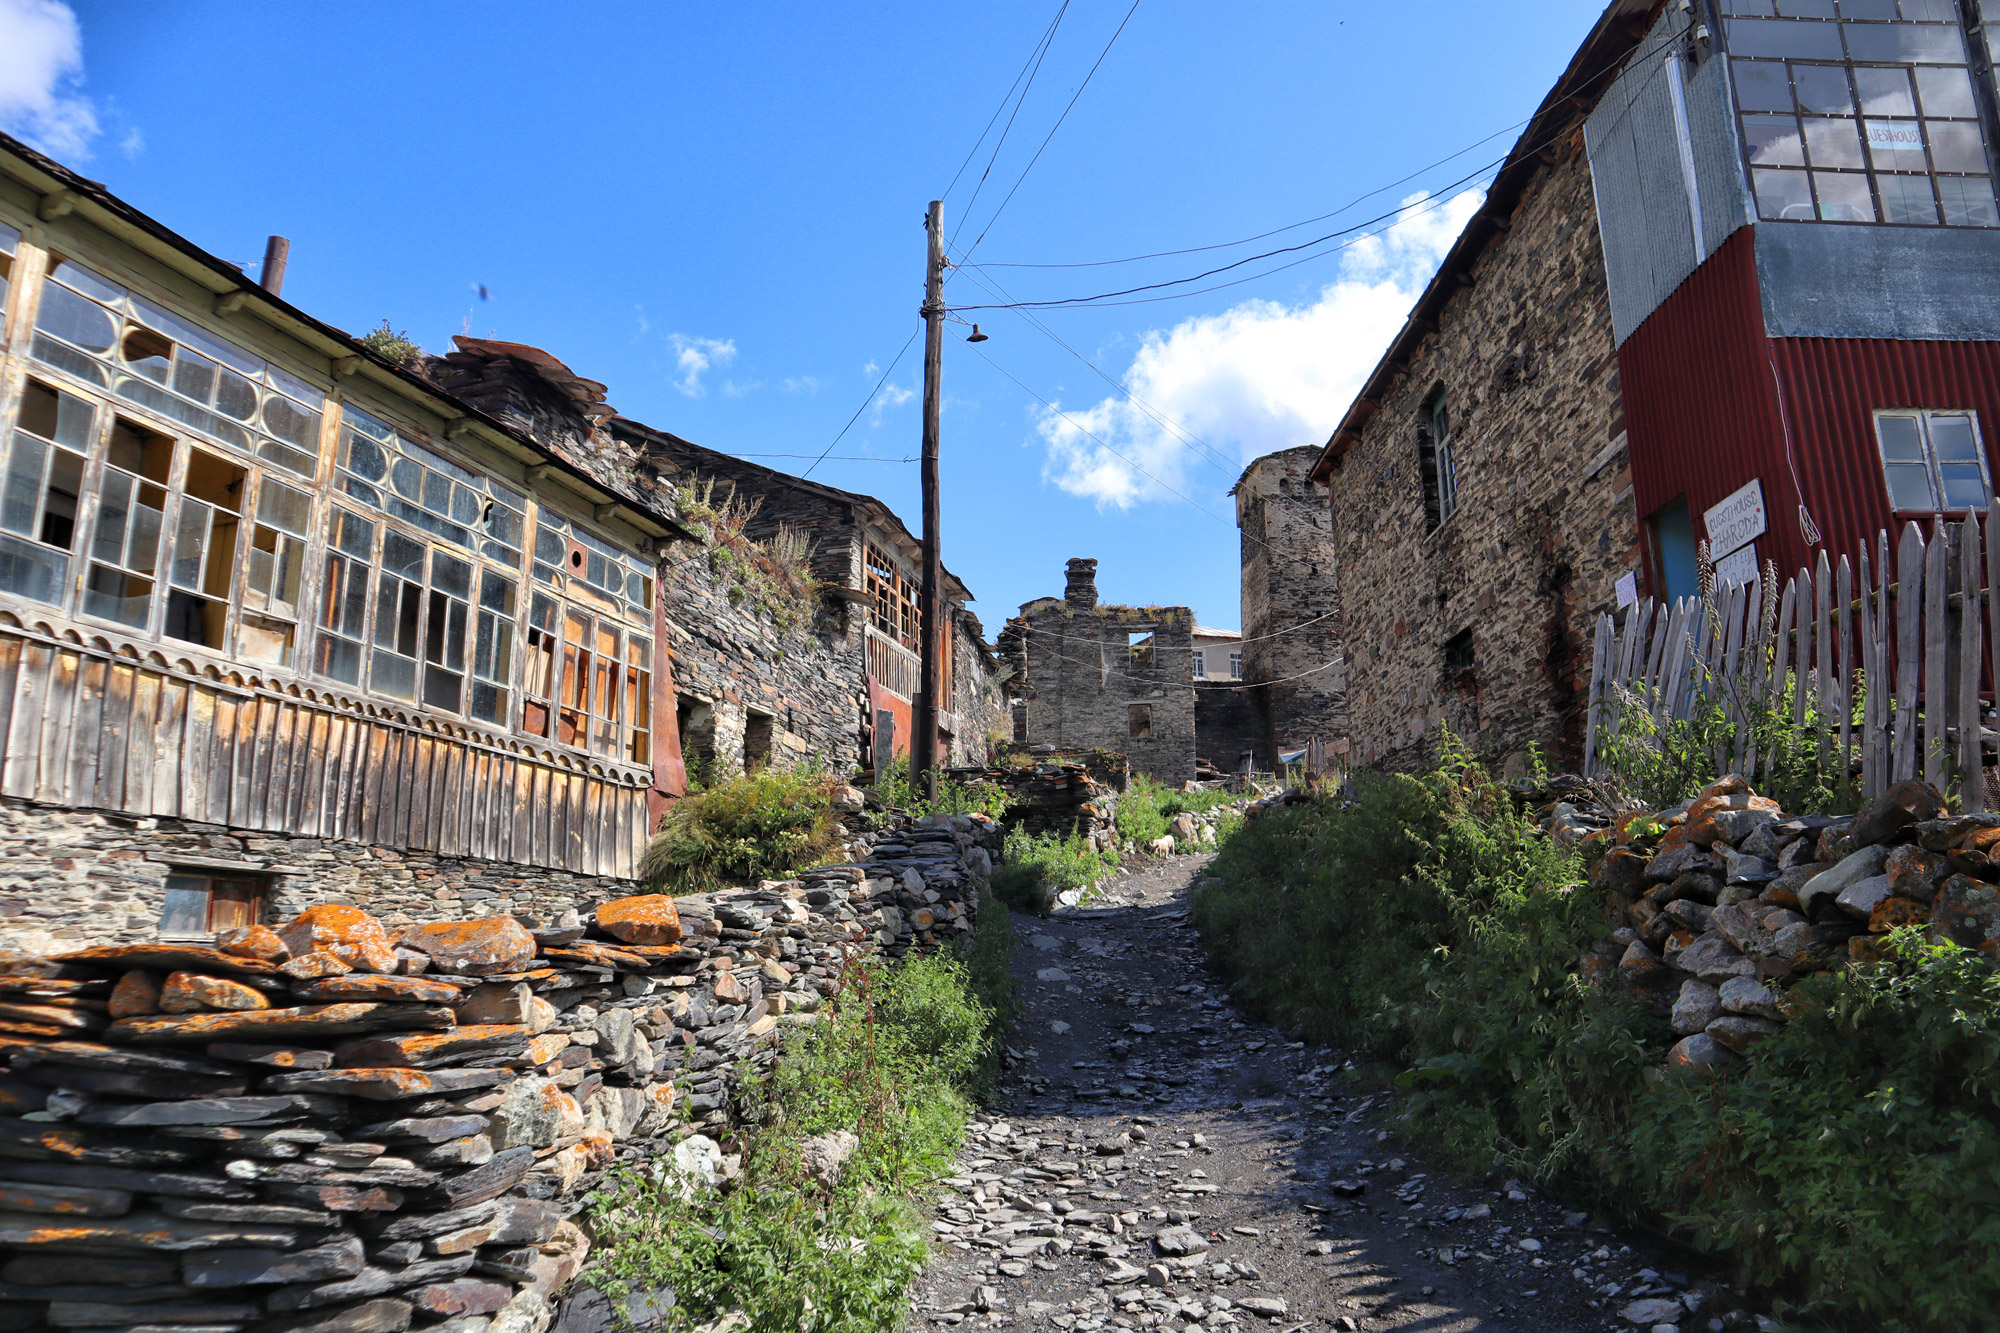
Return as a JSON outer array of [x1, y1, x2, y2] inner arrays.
[[1014, 562, 1197, 788], [1324, 138, 1640, 779], [1236, 446, 1349, 770], [0, 805, 1001, 1333]]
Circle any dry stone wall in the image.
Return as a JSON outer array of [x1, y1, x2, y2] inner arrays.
[[1325, 139, 1639, 778], [1587, 776, 1997, 1068], [0, 808, 1001, 1333]]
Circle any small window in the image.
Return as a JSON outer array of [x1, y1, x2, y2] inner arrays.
[[1128, 704, 1152, 739], [1128, 631, 1154, 671], [1, 379, 93, 606], [1192, 649, 1206, 679], [158, 872, 267, 940], [1444, 629, 1477, 680], [1011, 700, 1028, 743], [0, 221, 18, 334], [1228, 653, 1243, 681], [744, 711, 774, 772], [1875, 409, 1989, 512], [1417, 391, 1459, 531], [163, 448, 247, 648]]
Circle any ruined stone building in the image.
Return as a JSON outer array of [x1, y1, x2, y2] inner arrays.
[[0, 130, 997, 954], [1313, 0, 2000, 778], [1007, 559, 1200, 786], [1234, 446, 1347, 770]]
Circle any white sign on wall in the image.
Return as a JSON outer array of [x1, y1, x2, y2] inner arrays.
[[1704, 479, 1768, 559], [1714, 542, 1759, 590], [1615, 571, 1639, 608]]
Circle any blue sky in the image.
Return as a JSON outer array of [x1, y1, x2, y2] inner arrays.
[[3, 0, 1606, 633]]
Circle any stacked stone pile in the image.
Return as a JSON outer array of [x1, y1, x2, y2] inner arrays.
[[1586, 775, 1995, 1067], [942, 759, 1122, 850], [0, 812, 1000, 1333]]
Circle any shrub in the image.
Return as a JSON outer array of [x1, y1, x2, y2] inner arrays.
[[357, 320, 424, 367], [990, 827, 1115, 915], [1114, 773, 1237, 850], [640, 770, 841, 892], [872, 757, 1013, 821], [1192, 735, 2000, 1327], [585, 922, 1013, 1332]]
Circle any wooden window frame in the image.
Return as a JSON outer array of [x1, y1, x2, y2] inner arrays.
[[157, 870, 268, 941]]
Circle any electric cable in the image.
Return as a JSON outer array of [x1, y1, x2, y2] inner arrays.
[[959, 0, 1146, 262], [957, 2, 1073, 231], [942, 0, 1073, 205]]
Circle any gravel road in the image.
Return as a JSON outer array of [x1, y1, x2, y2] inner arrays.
[[911, 853, 1752, 1333]]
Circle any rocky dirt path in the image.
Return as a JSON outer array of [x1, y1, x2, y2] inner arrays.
[[911, 853, 1730, 1333]]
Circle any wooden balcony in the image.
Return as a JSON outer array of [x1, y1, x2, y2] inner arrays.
[[866, 624, 921, 701]]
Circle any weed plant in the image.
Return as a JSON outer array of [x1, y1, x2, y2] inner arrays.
[[585, 893, 1016, 1333], [990, 827, 1117, 915], [873, 757, 1014, 821], [640, 770, 841, 892], [1192, 735, 2000, 1327], [1113, 773, 1238, 849]]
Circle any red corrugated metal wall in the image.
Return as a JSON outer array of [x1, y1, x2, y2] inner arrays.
[[1622, 224, 2000, 584]]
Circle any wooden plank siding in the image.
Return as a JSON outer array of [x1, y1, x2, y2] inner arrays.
[[0, 622, 646, 877]]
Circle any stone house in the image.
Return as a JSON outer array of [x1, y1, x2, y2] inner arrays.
[[1007, 559, 1201, 786], [610, 426, 1003, 775], [0, 133, 691, 952], [1234, 445, 1348, 771]]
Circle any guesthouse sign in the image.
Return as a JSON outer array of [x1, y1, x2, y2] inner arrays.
[[1703, 479, 1767, 559]]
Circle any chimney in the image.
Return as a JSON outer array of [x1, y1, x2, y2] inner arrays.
[[259, 236, 290, 297], [1064, 558, 1099, 610]]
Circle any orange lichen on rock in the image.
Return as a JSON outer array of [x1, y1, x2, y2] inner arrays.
[[595, 895, 684, 947], [276, 906, 398, 975], [159, 973, 272, 1014], [397, 919, 538, 976]]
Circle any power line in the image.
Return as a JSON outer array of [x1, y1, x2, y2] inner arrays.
[[960, 0, 1146, 262], [732, 453, 919, 463], [975, 120, 1530, 271], [956, 2, 1073, 230], [942, 0, 1072, 204], [798, 330, 920, 483]]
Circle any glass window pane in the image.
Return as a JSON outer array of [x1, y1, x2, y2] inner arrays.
[[1837, 0, 1898, 16], [1745, 115, 1808, 166], [382, 530, 424, 580], [1853, 66, 1917, 116], [1938, 175, 2000, 226], [343, 428, 388, 482], [1885, 461, 1938, 508], [92, 472, 132, 566], [1878, 172, 1941, 223], [1914, 64, 1978, 117], [83, 565, 151, 628], [316, 629, 362, 686], [1725, 0, 1776, 14], [257, 479, 312, 535], [1940, 465, 1989, 509], [213, 368, 258, 422], [1804, 117, 1865, 168], [158, 876, 211, 938], [2, 434, 46, 538], [1793, 63, 1857, 113], [172, 351, 217, 405], [0, 532, 67, 604], [35, 282, 117, 353], [1729, 20, 1846, 59], [50, 261, 125, 306], [1878, 414, 1926, 459], [1814, 171, 1878, 220], [1843, 21, 1965, 64], [171, 501, 210, 590], [1928, 414, 1980, 461], [1735, 60, 1796, 111], [1928, 120, 1991, 174], [267, 367, 325, 412], [372, 649, 416, 701], [1777, 0, 1835, 14], [431, 551, 472, 600], [1864, 120, 1929, 171], [262, 394, 317, 448], [43, 448, 82, 551]]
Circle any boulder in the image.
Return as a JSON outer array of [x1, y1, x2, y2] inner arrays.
[[802, 1130, 859, 1187], [671, 1134, 724, 1191], [595, 896, 685, 948], [1885, 844, 1950, 904], [108, 970, 162, 1018], [1796, 845, 1892, 918], [460, 982, 535, 1026], [1931, 874, 2000, 952], [277, 906, 399, 975], [1670, 980, 1720, 1036], [1706, 1014, 1782, 1053], [1717, 975, 1784, 1021], [159, 972, 273, 1013], [1834, 875, 1895, 922], [398, 919, 538, 976], [1850, 780, 1946, 848], [215, 925, 290, 965], [1674, 935, 1755, 983], [491, 1077, 581, 1151], [593, 1008, 643, 1066], [1666, 1033, 1737, 1070]]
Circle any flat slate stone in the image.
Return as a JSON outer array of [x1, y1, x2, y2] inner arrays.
[[13, 1063, 251, 1101], [13, 1040, 240, 1077], [257, 1296, 414, 1333], [77, 1095, 321, 1128], [0, 1179, 132, 1217], [0, 1162, 254, 1201], [48, 1299, 263, 1325], [0, 1251, 179, 1286], [51, 946, 279, 978], [262, 1069, 506, 1101], [160, 1201, 339, 1227], [0, 1209, 296, 1250], [108, 1004, 455, 1045], [291, 976, 466, 1004], [417, 1147, 533, 1210], [205, 1044, 334, 1070], [185, 1235, 366, 1288], [0, 1115, 206, 1167], [350, 1115, 488, 1144], [267, 1259, 471, 1313], [332, 1028, 526, 1070], [366, 1200, 499, 1243]]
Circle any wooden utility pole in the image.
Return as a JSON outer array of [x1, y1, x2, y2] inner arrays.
[[912, 200, 946, 804]]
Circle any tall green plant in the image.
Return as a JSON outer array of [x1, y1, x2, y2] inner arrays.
[[641, 770, 841, 892]]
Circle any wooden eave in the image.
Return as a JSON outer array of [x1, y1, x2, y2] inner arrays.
[[1307, 0, 1666, 485], [0, 132, 684, 548]]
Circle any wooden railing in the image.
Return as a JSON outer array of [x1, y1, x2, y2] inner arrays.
[[866, 624, 922, 701], [1584, 510, 2000, 809]]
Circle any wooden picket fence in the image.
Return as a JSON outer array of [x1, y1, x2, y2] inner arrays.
[[1583, 511, 2000, 811]]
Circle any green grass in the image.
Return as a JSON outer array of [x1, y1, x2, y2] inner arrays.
[[1113, 773, 1238, 849], [1191, 737, 2000, 1329], [584, 897, 1017, 1333]]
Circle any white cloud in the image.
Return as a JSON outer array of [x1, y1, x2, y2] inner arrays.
[[117, 125, 142, 159], [783, 376, 821, 396], [1036, 187, 1487, 508], [870, 380, 916, 425], [0, 0, 98, 159], [668, 334, 737, 397]]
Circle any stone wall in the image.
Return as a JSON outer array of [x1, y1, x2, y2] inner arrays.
[[1191, 683, 1265, 775], [1235, 446, 1348, 770], [1323, 137, 1640, 778], [948, 613, 1007, 767], [1012, 561, 1198, 787], [657, 532, 867, 783], [0, 806, 1001, 1333]]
